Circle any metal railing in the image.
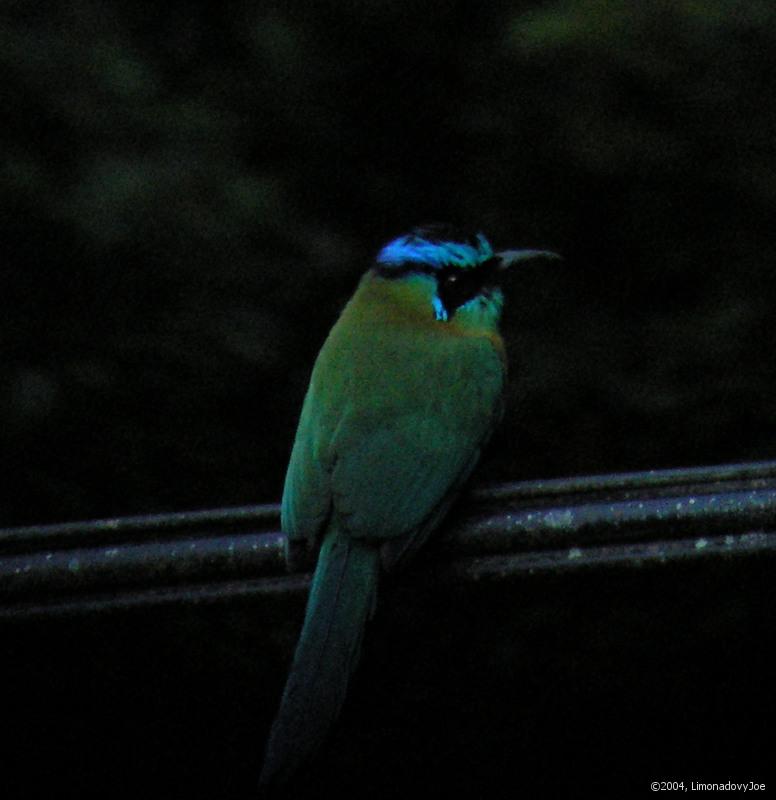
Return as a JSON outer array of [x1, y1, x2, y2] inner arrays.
[[2, 458, 776, 619]]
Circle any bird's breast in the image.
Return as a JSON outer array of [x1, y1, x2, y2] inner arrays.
[[309, 288, 505, 441]]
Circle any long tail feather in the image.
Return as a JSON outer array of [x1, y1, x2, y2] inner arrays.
[[259, 527, 380, 789]]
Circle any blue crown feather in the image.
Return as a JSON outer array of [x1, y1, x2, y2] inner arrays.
[[376, 230, 494, 270]]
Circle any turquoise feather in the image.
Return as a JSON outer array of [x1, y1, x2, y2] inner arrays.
[[259, 524, 379, 787]]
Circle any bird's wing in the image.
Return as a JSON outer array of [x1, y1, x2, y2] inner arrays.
[[281, 387, 332, 560], [331, 356, 504, 554], [282, 328, 504, 564], [331, 412, 482, 538], [377, 410, 498, 571]]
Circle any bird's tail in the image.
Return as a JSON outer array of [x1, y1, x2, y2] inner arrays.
[[259, 526, 380, 789]]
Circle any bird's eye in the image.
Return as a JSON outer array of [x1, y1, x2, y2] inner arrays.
[[435, 267, 486, 319]]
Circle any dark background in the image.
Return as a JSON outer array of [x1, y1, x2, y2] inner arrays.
[[4, 0, 776, 526], [2, 2, 775, 798]]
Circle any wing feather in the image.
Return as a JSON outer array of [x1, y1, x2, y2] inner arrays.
[[281, 283, 505, 569]]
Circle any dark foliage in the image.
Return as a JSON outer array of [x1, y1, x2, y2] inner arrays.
[[3, 5, 775, 796], [3, 0, 776, 524]]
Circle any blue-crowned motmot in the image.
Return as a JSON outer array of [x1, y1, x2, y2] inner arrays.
[[260, 224, 559, 788]]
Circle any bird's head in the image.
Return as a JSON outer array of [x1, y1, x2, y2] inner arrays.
[[372, 224, 559, 329]]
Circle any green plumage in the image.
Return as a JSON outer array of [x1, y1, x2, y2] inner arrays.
[[260, 260, 506, 789], [260, 525, 379, 787]]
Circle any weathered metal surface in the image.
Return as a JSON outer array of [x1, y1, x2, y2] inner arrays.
[[2, 459, 776, 618]]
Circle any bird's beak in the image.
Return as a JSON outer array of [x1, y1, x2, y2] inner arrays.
[[495, 249, 563, 270]]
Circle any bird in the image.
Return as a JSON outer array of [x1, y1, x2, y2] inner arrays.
[[259, 224, 559, 790]]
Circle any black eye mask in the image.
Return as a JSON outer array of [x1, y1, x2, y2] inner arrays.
[[435, 257, 500, 317]]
